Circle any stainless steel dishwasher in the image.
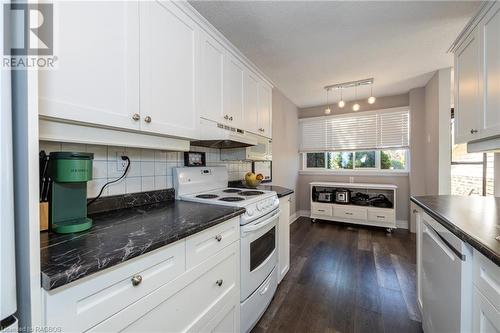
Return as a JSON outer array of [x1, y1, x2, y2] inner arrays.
[[421, 212, 473, 333]]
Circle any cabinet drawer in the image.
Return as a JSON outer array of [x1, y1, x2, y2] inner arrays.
[[368, 208, 395, 223], [334, 205, 367, 220], [311, 203, 333, 217], [186, 217, 239, 269], [473, 249, 500, 311], [90, 241, 240, 333], [44, 240, 186, 332], [473, 287, 500, 333]]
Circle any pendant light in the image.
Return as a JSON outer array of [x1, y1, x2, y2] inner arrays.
[[368, 83, 376, 104], [338, 87, 345, 108], [324, 88, 331, 114], [352, 84, 360, 111]]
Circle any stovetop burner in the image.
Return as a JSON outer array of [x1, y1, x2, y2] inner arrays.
[[223, 189, 242, 193], [219, 197, 245, 202], [196, 194, 219, 199], [239, 191, 265, 196]]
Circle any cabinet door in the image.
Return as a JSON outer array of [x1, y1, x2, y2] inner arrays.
[[473, 288, 500, 333], [480, 3, 500, 139], [224, 54, 244, 128], [39, 1, 140, 130], [199, 32, 225, 124], [415, 208, 423, 312], [278, 196, 291, 283], [244, 71, 260, 134], [454, 29, 481, 144], [258, 83, 273, 138], [140, 1, 198, 139]]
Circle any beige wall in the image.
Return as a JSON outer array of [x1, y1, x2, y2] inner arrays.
[[297, 93, 411, 224], [272, 88, 300, 214], [299, 93, 409, 118]]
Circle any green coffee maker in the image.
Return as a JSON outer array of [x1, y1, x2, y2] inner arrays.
[[49, 152, 94, 234]]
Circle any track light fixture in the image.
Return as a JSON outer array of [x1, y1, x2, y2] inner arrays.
[[323, 78, 375, 112]]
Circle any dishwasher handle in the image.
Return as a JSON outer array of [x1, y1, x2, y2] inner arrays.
[[423, 222, 466, 262]]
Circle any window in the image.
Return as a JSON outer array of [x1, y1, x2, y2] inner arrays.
[[303, 149, 408, 172], [451, 116, 494, 196]]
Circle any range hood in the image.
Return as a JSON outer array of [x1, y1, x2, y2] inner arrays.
[[191, 118, 257, 149]]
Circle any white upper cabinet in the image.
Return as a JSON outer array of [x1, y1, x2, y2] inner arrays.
[[258, 83, 273, 138], [139, 1, 198, 139], [480, 3, 500, 139], [224, 54, 245, 129], [198, 32, 225, 124], [39, 1, 140, 130], [244, 71, 260, 134], [453, 2, 500, 145], [454, 29, 481, 144]]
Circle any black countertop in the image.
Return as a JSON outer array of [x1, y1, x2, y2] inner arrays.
[[411, 195, 500, 266], [40, 199, 245, 291], [228, 181, 294, 198]]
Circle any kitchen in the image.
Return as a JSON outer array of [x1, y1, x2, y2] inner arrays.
[[1, 1, 499, 333]]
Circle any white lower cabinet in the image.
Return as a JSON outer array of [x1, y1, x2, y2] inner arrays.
[[278, 195, 291, 283], [473, 287, 500, 333], [42, 218, 240, 333]]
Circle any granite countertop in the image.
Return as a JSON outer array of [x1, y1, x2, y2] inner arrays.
[[228, 181, 294, 198], [411, 195, 500, 266], [40, 196, 245, 291]]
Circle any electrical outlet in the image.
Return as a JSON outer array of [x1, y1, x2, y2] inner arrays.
[[116, 151, 127, 172]]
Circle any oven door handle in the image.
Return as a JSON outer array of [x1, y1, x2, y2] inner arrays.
[[242, 209, 281, 234]]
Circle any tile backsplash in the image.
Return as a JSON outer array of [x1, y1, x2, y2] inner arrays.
[[39, 141, 252, 198]]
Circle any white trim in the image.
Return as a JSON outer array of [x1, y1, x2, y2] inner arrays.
[[298, 106, 409, 123], [289, 212, 299, 224], [299, 170, 409, 177], [39, 119, 190, 151], [298, 210, 311, 218], [396, 220, 409, 230], [309, 182, 398, 190]]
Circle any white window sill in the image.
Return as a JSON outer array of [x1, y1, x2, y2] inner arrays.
[[299, 169, 410, 177]]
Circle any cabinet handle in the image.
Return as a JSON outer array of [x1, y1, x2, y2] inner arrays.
[[470, 129, 478, 134], [412, 209, 418, 214], [317, 209, 325, 212], [376, 215, 385, 219], [132, 113, 140, 121], [215, 234, 222, 242], [131, 275, 143, 286], [215, 279, 223, 287], [345, 212, 353, 215], [229, 116, 233, 121], [224, 115, 229, 120], [144, 116, 152, 123]]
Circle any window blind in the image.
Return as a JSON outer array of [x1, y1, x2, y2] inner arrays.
[[299, 107, 409, 152]]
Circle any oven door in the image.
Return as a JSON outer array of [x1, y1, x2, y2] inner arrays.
[[240, 209, 280, 301]]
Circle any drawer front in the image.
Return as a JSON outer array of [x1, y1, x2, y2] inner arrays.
[[186, 217, 239, 269], [311, 203, 333, 217], [333, 205, 367, 220], [90, 241, 240, 333], [44, 240, 186, 332], [473, 249, 500, 311], [368, 208, 395, 223]]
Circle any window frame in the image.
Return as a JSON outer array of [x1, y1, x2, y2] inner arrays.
[[301, 149, 410, 175]]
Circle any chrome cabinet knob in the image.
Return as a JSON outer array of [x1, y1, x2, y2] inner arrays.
[[215, 234, 222, 242], [131, 275, 142, 286], [229, 116, 233, 121], [224, 115, 229, 120], [413, 209, 418, 214], [216, 279, 223, 287], [144, 116, 152, 123], [132, 113, 140, 121], [470, 129, 478, 134]]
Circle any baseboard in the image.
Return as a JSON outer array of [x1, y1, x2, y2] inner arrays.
[[289, 212, 298, 224], [396, 220, 409, 229]]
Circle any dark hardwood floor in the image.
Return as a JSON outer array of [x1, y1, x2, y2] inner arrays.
[[251, 217, 422, 333]]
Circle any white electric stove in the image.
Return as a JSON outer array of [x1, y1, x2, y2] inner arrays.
[[174, 166, 279, 333]]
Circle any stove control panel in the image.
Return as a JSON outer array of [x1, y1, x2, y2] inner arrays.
[[241, 194, 279, 225]]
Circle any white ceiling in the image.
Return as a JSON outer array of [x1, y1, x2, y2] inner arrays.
[[190, 1, 480, 108]]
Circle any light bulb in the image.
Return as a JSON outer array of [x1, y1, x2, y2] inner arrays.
[[368, 96, 376, 104], [324, 107, 331, 115], [353, 103, 360, 111], [338, 100, 345, 108]]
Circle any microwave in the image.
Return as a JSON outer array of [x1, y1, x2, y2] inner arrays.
[[317, 192, 334, 203]]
